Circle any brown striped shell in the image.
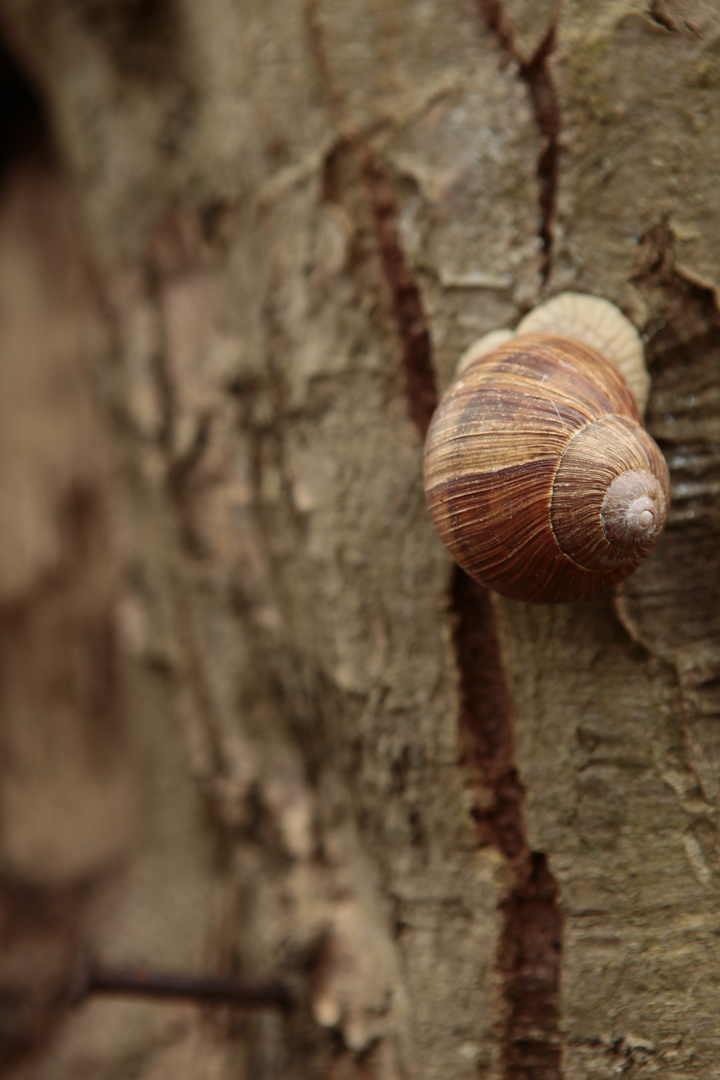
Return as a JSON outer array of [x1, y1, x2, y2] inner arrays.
[[423, 334, 670, 603]]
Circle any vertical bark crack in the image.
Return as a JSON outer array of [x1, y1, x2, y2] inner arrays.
[[478, 1, 561, 284], [359, 150, 438, 440], [453, 571, 564, 1080], [307, 0, 437, 440]]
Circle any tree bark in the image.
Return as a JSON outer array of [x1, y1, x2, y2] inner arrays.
[[2, 1, 719, 1078]]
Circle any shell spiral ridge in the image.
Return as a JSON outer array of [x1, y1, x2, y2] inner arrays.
[[549, 413, 669, 574]]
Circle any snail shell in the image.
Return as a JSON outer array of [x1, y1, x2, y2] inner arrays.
[[423, 323, 670, 604]]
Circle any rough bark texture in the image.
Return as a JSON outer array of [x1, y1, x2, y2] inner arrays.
[[1, 1, 719, 1078], [0, 44, 134, 1075]]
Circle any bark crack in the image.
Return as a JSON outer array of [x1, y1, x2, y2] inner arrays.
[[647, 1, 681, 32], [453, 572, 564, 1080], [307, 0, 438, 440], [359, 150, 438, 440], [478, 1, 561, 285], [646, 1, 701, 35]]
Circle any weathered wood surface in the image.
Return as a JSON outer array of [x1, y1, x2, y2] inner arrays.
[[1, 1, 718, 1077]]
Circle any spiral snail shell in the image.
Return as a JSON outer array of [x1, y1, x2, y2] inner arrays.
[[423, 294, 670, 603]]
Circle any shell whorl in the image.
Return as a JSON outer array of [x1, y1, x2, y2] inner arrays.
[[549, 413, 669, 573], [602, 470, 666, 547], [423, 331, 670, 604]]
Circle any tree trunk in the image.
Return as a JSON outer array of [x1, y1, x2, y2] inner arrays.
[[2, 1, 719, 1078]]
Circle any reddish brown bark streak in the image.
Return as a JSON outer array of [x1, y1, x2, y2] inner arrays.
[[360, 151, 438, 439], [478, 0, 560, 283], [307, 1, 437, 440], [463, 12, 565, 1067], [453, 572, 563, 1080]]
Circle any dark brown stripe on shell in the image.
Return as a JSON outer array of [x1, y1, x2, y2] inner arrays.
[[426, 460, 633, 602]]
